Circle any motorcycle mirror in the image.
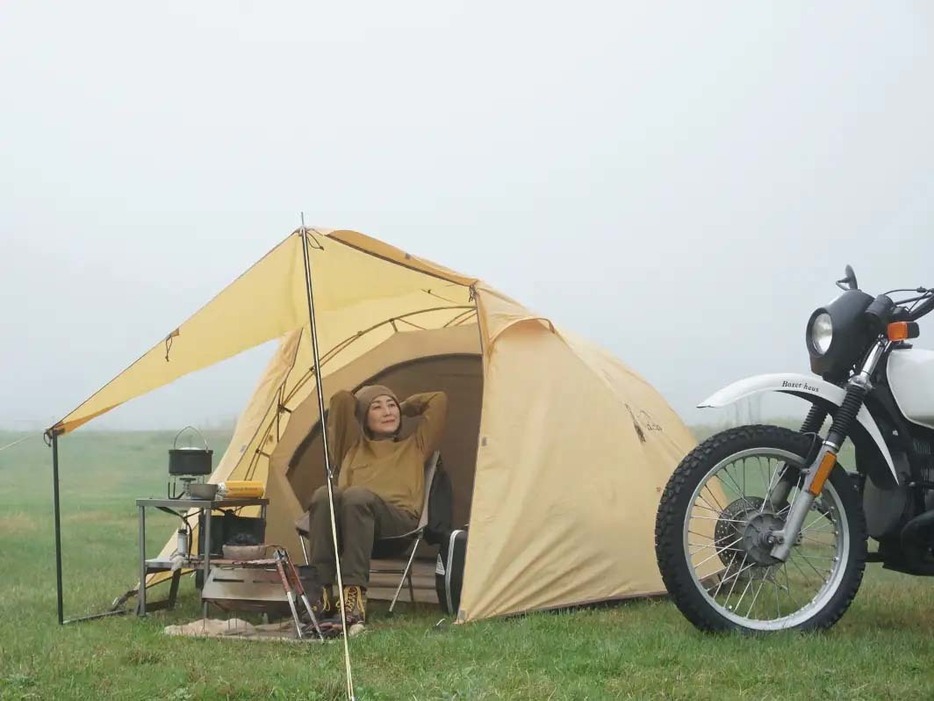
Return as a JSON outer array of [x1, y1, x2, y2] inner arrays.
[[836, 265, 859, 291]]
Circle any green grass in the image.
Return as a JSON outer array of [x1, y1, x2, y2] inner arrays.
[[1, 428, 932, 700]]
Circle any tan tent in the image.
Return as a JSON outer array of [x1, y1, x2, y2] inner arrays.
[[51, 228, 695, 621]]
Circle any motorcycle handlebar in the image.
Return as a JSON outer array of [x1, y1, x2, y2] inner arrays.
[[909, 293, 934, 321]]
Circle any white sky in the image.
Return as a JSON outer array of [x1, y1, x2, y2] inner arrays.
[[2, 2, 933, 430]]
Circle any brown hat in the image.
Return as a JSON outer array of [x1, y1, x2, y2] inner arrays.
[[353, 384, 400, 425]]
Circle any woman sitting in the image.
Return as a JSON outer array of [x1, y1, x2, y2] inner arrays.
[[304, 384, 448, 629]]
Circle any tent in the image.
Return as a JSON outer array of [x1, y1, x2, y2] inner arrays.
[[49, 228, 695, 622]]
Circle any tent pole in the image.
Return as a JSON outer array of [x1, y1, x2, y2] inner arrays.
[[298, 222, 336, 481], [50, 430, 64, 625], [299, 218, 356, 701]]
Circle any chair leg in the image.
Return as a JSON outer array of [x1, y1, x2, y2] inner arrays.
[[389, 534, 422, 614], [407, 569, 417, 611]]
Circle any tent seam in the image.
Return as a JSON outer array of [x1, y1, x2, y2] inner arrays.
[[327, 233, 478, 288]]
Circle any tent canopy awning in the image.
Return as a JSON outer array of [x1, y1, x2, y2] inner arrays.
[[50, 229, 479, 435]]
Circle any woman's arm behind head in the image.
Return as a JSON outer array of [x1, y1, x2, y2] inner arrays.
[[402, 391, 448, 457]]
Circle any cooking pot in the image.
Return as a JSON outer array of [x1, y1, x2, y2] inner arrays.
[[168, 426, 213, 476]]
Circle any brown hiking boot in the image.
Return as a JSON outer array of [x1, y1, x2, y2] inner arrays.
[[341, 585, 367, 626], [303, 586, 334, 624], [315, 585, 366, 637]]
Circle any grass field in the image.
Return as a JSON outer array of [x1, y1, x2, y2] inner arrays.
[[0, 428, 932, 700]]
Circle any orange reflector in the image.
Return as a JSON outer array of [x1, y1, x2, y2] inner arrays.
[[888, 322, 910, 341], [808, 453, 837, 496]]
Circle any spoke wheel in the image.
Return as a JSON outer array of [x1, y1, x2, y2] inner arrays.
[[655, 425, 867, 633]]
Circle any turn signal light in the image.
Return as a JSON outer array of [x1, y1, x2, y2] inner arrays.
[[887, 322, 920, 341]]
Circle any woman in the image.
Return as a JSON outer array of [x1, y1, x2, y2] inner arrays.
[[304, 384, 448, 629]]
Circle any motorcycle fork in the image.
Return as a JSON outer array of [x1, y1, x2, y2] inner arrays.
[[767, 407, 829, 512], [770, 444, 841, 560], [770, 340, 889, 561]]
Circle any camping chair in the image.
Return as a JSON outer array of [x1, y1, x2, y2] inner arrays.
[[296, 451, 443, 613]]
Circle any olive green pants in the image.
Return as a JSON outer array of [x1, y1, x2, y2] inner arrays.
[[306, 486, 418, 588]]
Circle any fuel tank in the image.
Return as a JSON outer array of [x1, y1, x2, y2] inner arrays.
[[887, 347, 934, 430]]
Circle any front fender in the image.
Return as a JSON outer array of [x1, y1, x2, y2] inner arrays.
[[700, 372, 898, 485]]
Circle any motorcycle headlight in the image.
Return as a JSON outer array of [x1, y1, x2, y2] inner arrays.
[[808, 312, 833, 356], [807, 290, 874, 379]]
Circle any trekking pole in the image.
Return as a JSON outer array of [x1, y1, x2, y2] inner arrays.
[[274, 549, 305, 639]]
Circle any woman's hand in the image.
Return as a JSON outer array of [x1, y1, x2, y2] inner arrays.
[[399, 397, 420, 418]]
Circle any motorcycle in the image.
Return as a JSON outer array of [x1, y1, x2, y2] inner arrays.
[[655, 266, 934, 632]]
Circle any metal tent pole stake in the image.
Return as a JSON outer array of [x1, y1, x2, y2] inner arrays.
[[299, 218, 356, 701], [48, 428, 129, 626], [51, 430, 64, 625]]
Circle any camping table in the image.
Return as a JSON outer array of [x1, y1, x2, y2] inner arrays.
[[135, 497, 268, 616]]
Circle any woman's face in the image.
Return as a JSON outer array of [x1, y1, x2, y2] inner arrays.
[[366, 395, 401, 438]]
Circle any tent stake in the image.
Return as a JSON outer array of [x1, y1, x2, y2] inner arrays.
[[51, 430, 64, 625], [299, 217, 356, 701]]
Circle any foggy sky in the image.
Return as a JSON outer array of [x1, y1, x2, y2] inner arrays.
[[2, 2, 933, 431]]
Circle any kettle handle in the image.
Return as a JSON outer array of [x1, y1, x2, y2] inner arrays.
[[173, 425, 209, 450]]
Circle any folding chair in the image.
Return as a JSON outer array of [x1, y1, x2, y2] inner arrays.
[[295, 451, 442, 613]]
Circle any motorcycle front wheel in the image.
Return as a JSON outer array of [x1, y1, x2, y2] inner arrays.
[[655, 425, 867, 632]]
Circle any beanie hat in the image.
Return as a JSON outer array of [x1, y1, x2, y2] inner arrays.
[[353, 384, 400, 426]]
